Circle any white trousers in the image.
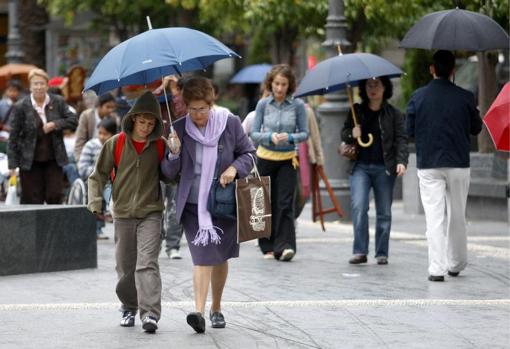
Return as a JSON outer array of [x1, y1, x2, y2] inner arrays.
[[417, 168, 470, 276]]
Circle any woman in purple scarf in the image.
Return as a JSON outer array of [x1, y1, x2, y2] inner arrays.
[[161, 77, 255, 333]]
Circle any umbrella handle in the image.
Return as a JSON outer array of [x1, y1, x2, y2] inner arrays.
[[346, 86, 373, 148], [357, 133, 373, 147]]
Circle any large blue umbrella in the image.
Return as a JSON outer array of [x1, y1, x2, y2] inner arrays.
[[295, 53, 403, 147], [294, 53, 403, 98], [230, 64, 272, 84], [84, 27, 240, 95]]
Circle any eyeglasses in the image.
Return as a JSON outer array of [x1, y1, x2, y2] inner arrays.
[[188, 106, 210, 115]]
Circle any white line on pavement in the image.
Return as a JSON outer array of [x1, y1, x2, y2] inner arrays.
[[1, 299, 509, 311]]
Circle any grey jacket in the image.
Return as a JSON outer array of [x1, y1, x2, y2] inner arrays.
[[8, 94, 77, 170]]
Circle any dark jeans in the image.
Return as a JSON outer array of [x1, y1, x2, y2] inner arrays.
[[350, 163, 396, 258], [19, 160, 64, 204], [162, 182, 183, 251], [257, 158, 297, 256]]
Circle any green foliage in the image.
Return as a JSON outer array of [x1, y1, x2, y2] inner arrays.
[[399, 49, 433, 109], [41, 0, 174, 39]]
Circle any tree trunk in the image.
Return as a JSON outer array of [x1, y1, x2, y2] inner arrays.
[[270, 26, 298, 67], [477, 52, 498, 153], [18, 0, 48, 68]]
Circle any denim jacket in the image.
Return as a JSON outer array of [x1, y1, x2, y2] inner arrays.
[[250, 95, 308, 152]]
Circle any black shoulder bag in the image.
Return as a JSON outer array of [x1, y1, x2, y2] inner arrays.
[[207, 143, 237, 220]]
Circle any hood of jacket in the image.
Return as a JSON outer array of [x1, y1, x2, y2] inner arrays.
[[121, 91, 163, 141]]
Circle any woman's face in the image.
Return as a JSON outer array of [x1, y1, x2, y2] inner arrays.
[[365, 78, 385, 102], [97, 127, 114, 145], [30, 76, 48, 101], [132, 114, 156, 141], [187, 100, 211, 128], [271, 74, 289, 101]]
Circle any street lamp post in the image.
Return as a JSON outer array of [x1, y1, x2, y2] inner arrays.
[[316, 0, 353, 220], [5, 0, 24, 64]]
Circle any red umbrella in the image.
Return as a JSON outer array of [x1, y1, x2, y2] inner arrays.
[[483, 82, 510, 152]]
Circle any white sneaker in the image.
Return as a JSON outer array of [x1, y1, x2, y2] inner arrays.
[[281, 249, 295, 261], [168, 248, 182, 259]]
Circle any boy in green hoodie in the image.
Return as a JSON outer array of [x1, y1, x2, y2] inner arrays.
[[88, 91, 167, 333]]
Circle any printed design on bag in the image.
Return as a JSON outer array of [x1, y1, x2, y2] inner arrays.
[[249, 186, 266, 231]]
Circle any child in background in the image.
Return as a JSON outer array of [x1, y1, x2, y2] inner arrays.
[[78, 118, 117, 240]]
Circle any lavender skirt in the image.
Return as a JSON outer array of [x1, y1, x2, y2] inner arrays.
[[181, 203, 239, 266]]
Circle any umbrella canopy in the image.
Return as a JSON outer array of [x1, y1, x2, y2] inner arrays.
[[0, 63, 37, 77], [84, 27, 240, 95], [294, 53, 403, 98], [230, 64, 272, 84], [400, 8, 509, 51], [483, 82, 510, 152]]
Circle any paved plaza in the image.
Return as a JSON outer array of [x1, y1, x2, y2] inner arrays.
[[1, 202, 509, 348]]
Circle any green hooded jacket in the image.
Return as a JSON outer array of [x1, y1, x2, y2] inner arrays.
[[87, 91, 168, 218]]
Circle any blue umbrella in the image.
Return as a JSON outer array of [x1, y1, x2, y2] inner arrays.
[[84, 27, 240, 95], [295, 53, 403, 148], [294, 53, 403, 98], [230, 64, 272, 84]]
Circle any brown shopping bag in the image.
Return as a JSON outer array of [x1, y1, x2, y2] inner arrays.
[[235, 156, 271, 243]]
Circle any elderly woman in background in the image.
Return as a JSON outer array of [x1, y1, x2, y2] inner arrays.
[[161, 76, 254, 333], [250, 64, 309, 262], [7, 68, 77, 204]]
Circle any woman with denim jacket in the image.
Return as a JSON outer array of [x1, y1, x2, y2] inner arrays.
[[341, 77, 408, 265], [250, 64, 309, 262]]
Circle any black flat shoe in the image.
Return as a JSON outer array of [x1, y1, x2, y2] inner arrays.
[[209, 311, 226, 328], [186, 312, 206, 333], [428, 275, 445, 282], [349, 255, 367, 264], [448, 271, 460, 277]]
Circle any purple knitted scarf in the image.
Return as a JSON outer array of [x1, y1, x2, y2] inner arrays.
[[185, 108, 229, 246]]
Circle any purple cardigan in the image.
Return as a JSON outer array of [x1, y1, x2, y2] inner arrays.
[[161, 115, 256, 223]]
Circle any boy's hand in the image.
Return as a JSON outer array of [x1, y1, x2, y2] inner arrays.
[[167, 132, 181, 154], [220, 166, 237, 188]]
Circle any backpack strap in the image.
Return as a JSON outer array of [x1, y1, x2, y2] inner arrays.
[[111, 132, 126, 182], [155, 138, 165, 162]]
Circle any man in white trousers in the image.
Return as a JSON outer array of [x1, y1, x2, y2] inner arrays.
[[406, 50, 482, 282]]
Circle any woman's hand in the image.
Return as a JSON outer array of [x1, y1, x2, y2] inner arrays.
[[276, 133, 289, 143], [167, 132, 181, 154], [271, 132, 280, 145], [43, 121, 56, 134], [352, 126, 361, 139], [220, 166, 237, 188], [396, 164, 406, 177]]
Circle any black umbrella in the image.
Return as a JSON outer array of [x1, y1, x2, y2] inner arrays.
[[400, 8, 509, 51]]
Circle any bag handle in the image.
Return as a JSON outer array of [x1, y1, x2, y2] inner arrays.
[[248, 153, 261, 181]]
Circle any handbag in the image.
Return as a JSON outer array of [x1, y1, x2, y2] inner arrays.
[[207, 144, 237, 220], [236, 155, 272, 243], [339, 142, 358, 161]]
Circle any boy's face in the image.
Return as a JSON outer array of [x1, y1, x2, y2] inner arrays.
[[132, 114, 156, 141], [98, 101, 116, 117], [97, 127, 113, 145]]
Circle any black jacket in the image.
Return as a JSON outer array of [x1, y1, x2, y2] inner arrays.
[[341, 102, 408, 175], [8, 93, 77, 170], [406, 79, 482, 169]]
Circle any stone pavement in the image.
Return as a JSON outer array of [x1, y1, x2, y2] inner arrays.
[[1, 201, 509, 349]]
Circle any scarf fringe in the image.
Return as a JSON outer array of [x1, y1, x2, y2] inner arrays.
[[191, 226, 224, 246]]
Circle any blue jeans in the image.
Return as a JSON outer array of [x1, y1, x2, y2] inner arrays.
[[350, 163, 396, 257]]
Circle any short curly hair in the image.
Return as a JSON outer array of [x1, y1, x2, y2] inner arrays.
[[358, 76, 393, 104], [264, 64, 297, 96], [182, 76, 214, 105]]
